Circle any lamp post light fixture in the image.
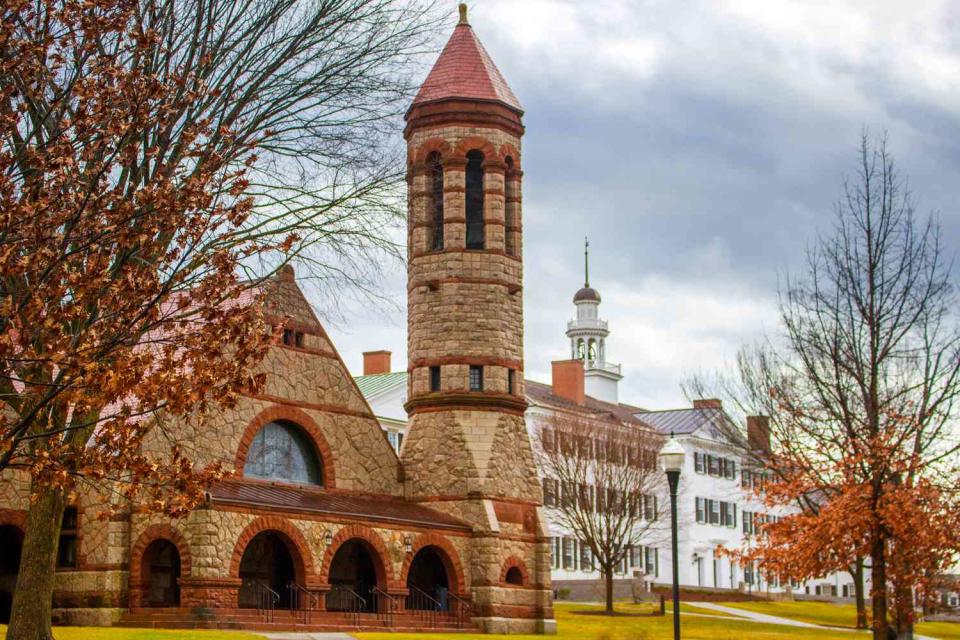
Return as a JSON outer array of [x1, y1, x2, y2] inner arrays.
[[659, 433, 685, 640]]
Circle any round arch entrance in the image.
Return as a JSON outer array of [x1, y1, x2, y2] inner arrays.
[[327, 539, 383, 613], [141, 539, 182, 607], [0, 525, 23, 623], [238, 531, 299, 608], [406, 546, 451, 611]]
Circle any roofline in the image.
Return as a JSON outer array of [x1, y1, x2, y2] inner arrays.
[[405, 95, 525, 119]]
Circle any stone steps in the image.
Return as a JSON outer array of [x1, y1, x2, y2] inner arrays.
[[116, 608, 473, 632]]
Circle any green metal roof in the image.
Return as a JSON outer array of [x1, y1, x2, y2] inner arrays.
[[354, 372, 407, 399]]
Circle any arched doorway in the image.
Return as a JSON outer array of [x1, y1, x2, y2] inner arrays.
[[238, 531, 296, 608], [142, 539, 181, 607], [327, 540, 381, 613], [406, 546, 450, 611], [0, 525, 22, 623]]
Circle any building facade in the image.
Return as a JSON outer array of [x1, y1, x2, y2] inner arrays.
[[358, 254, 869, 602], [0, 6, 553, 634]]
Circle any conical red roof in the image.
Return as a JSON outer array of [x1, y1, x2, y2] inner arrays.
[[411, 16, 521, 113]]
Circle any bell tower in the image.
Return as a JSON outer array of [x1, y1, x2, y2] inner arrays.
[[402, 4, 553, 634]]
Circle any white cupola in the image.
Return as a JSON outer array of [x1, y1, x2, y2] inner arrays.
[[565, 238, 622, 403]]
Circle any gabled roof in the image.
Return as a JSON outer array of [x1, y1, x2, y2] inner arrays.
[[354, 371, 407, 399], [635, 406, 741, 442], [524, 379, 649, 428], [410, 14, 521, 113]]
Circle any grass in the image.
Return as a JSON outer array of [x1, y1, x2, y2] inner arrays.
[[356, 602, 864, 640], [2, 603, 956, 640], [0, 627, 262, 640], [718, 600, 960, 639]]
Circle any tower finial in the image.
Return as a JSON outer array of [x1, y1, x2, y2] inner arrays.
[[458, 3, 469, 26], [584, 236, 590, 287]]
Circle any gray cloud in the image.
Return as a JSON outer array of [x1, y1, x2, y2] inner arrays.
[[326, 0, 960, 409]]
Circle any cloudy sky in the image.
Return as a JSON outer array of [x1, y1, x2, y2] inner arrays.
[[324, 0, 960, 409]]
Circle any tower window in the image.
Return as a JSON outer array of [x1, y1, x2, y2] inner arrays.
[[430, 366, 441, 392], [508, 369, 515, 394], [428, 152, 444, 251], [469, 365, 484, 391], [505, 156, 517, 257], [465, 150, 485, 249]]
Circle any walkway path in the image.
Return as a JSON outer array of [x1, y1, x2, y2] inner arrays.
[[692, 602, 939, 640], [262, 634, 357, 640]]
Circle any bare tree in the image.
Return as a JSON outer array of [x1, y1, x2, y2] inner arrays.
[[686, 132, 960, 640], [534, 411, 665, 613]]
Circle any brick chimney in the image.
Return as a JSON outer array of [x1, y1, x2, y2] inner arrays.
[[552, 359, 585, 405], [693, 398, 722, 410], [747, 415, 771, 454], [362, 350, 392, 375]]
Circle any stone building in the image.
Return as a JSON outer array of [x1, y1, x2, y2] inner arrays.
[[0, 5, 553, 634]]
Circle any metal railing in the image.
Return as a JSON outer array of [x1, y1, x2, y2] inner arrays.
[[405, 585, 441, 628], [287, 581, 319, 624], [327, 584, 366, 627], [371, 585, 397, 628], [242, 579, 279, 623], [448, 591, 472, 629]]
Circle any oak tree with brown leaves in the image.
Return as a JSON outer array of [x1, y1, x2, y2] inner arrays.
[[687, 134, 960, 640], [0, 0, 438, 637]]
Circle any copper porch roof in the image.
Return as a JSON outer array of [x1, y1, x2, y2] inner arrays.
[[410, 19, 521, 113], [210, 479, 470, 530]]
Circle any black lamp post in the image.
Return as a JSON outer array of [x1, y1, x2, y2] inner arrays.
[[659, 434, 685, 640]]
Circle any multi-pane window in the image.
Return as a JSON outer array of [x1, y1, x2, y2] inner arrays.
[[244, 421, 323, 485], [551, 537, 561, 569], [562, 538, 575, 569], [282, 329, 305, 348], [643, 494, 658, 521], [469, 365, 483, 391], [644, 547, 659, 577], [580, 542, 593, 571], [430, 366, 441, 392], [542, 477, 557, 506], [465, 150, 485, 249], [428, 152, 444, 251], [697, 497, 736, 527], [694, 451, 738, 480], [629, 545, 643, 569], [57, 507, 79, 569]]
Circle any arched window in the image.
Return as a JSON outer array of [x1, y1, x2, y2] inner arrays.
[[577, 339, 585, 360], [244, 421, 322, 486], [505, 566, 524, 586], [588, 339, 597, 362], [465, 150, 485, 249], [428, 152, 444, 251]]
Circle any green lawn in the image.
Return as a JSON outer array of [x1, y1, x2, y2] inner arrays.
[[0, 627, 262, 640], [718, 600, 960, 640], [356, 602, 863, 640], [2, 603, 956, 640]]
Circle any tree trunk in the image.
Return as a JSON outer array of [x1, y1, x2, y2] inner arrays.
[[604, 567, 614, 613], [851, 558, 868, 629], [870, 534, 889, 640], [893, 577, 914, 640], [6, 487, 65, 640]]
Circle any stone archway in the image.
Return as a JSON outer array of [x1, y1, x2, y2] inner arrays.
[[141, 539, 181, 607], [326, 539, 385, 613], [0, 525, 23, 623], [238, 530, 302, 609], [405, 546, 450, 610]]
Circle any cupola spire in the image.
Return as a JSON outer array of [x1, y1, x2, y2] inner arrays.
[[458, 2, 469, 26], [584, 236, 590, 287]]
